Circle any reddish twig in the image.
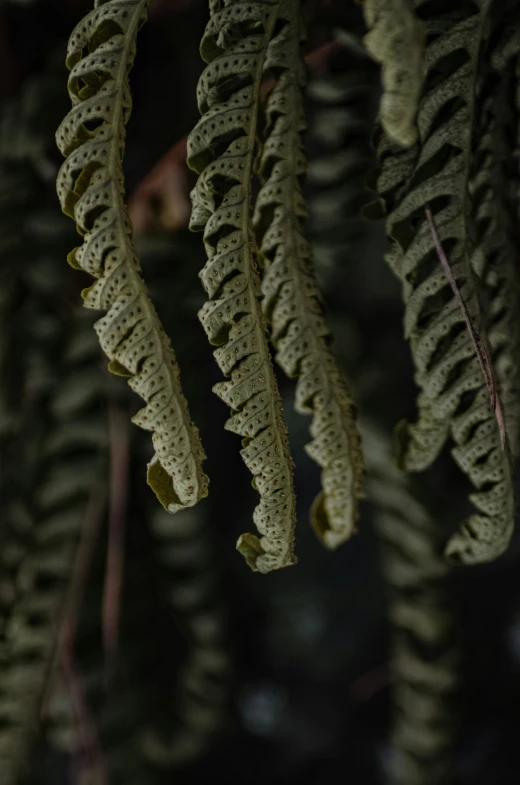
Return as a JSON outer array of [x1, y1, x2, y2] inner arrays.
[[425, 206, 506, 450], [102, 401, 130, 687], [42, 488, 107, 717], [61, 629, 109, 785]]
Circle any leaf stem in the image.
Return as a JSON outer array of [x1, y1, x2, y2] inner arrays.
[[425, 205, 506, 450], [103, 400, 130, 687]]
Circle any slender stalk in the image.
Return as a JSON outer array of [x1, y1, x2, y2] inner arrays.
[[425, 205, 506, 449], [42, 488, 107, 717], [103, 401, 130, 687]]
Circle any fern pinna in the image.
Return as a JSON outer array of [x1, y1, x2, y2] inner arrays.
[[253, 0, 365, 549], [56, 0, 208, 515], [373, 0, 517, 564]]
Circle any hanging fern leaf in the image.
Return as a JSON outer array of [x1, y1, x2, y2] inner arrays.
[[470, 49, 520, 460], [253, 0, 365, 549], [187, 0, 297, 573], [376, 0, 515, 564], [362, 0, 425, 147], [56, 0, 208, 514]]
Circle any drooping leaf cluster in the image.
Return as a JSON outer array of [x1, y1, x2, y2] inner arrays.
[[370, 0, 520, 564], [187, 0, 365, 569]]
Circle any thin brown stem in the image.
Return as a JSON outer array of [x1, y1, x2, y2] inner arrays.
[[425, 206, 506, 450], [41, 487, 107, 717], [61, 630, 109, 785], [103, 401, 130, 687]]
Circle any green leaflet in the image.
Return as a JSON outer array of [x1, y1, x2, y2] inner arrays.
[[253, 0, 365, 549], [366, 424, 457, 785], [55, 0, 208, 514], [362, 0, 425, 147], [379, 0, 515, 564], [187, 0, 297, 573]]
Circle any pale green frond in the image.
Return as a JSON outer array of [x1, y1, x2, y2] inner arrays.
[[56, 0, 208, 514], [378, 0, 515, 564], [187, 0, 297, 573], [253, 0, 365, 549]]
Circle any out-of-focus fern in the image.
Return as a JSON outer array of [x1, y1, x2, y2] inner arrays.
[[253, 0, 364, 549], [0, 164, 39, 437], [187, 0, 297, 572], [0, 313, 108, 783], [56, 0, 209, 514], [46, 481, 231, 781], [366, 424, 457, 785], [470, 35, 520, 459], [141, 505, 231, 768], [362, 0, 425, 147], [306, 39, 378, 280], [46, 512, 158, 785], [374, 0, 516, 564]]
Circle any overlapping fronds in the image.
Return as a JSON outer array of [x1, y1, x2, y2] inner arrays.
[[187, 0, 297, 572], [142, 505, 231, 767], [0, 316, 108, 784], [362, 0, 425, 147], [56, 0, 208, 514], [375, 0, 516, 563], [253, 0, 364, 548], [366, 424, 457, 785]]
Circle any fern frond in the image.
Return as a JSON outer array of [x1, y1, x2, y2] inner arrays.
[[253, 0, 364, 549], [306, 42, 378, 277], [362, 0, 425, 147], [56, 0, 208, 514], [141, 506, 231, 767], [46, 513, 158, 785], [378, 0, 515, 563], [187, 0, 297, 573], [0, 316, 108, 783], [366, 424, 457, 785], [469, 54, 520, 460]]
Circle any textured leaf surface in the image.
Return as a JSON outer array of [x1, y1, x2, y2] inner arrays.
[[362, 0, 425, 147], [188, 0, 297, 573], [56, 0, 208, 513], [254, 0, 365, 549], [376, 0, 515, 563]]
